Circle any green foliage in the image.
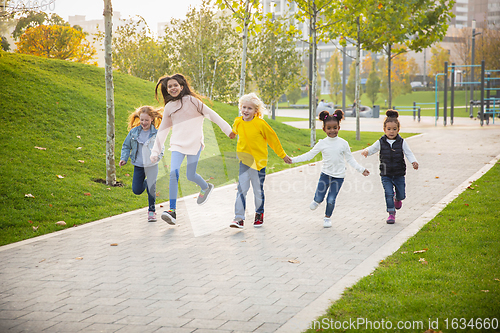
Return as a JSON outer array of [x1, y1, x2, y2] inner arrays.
[[109, 16, 169, 82], [304, 163, 500, 333], [1, 36, 9, 51], [286, 85, 302, 105], [165, 0, 241, 102], [365, 64, 381, 106], [12, 11, 68, 39], [250, 15, 302, 106], [325, 51, 342, 106], [346, 61, 358, 104]]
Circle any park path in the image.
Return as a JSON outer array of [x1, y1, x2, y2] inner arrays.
[[1, 115, 499, 333]]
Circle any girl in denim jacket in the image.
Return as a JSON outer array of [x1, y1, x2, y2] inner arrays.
[[120, 106, 163, 222]]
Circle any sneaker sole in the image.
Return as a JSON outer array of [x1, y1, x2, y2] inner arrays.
[[148, 219, 157, 222], [386, 219, 395, 224], [161, 213, 176, 225], [230, 223, 243, 229], [197, 184, 214, 205], [253, 224, 263, 228]]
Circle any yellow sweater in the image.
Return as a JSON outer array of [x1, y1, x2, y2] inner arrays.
[[232, 116, 286, 170]]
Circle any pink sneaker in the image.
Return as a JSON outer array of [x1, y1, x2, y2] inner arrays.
[[387, 213, 395, 224], [148, 211, 157, 222], [394, 198, 402, 210]]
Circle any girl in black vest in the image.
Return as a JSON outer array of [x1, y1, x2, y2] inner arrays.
[[361, 110, 419, 224]]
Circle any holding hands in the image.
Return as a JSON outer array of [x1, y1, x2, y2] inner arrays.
[[283, 155, 292, 164]]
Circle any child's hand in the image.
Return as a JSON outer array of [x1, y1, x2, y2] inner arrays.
[[283, 155, 292, 164], [150, 155, 159, 164], [119, 160, 127, 167], [412, 162, 419, 170], [229, 132, 236, 139], [361, 149, 368, 158], [362, 169, 370, 176]]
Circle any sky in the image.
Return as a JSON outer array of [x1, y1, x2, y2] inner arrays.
[[44, 0, 204, 30]]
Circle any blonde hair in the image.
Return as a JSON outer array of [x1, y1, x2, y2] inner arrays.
[[127, 105, 163, 130], [238, 92, 265, 119]]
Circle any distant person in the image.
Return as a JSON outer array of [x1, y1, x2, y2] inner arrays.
[[151, 73, 236, 225], [119, 106, 163, 222], [229, 93, 292, 229], [289, 110, 370, 228], [361, 110, 419, 224]]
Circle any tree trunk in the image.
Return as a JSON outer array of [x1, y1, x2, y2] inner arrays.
[[387, 44, 392, 109], [355, 16, 361, 141], [104, 0, 116, 186], [310, 4, 317, 147], [239, 9, 249, 98]]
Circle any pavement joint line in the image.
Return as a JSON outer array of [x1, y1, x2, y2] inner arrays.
[[275, 152, 500, 333]]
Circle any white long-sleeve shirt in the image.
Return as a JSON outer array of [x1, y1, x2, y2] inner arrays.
[[291, 136, 366, 178], [363, 138, 418, 164]]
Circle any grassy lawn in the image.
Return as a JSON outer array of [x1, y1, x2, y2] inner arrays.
[[281, 90, 488, 118], [0, 52, 398, 246], [304, 163, 500, 333]]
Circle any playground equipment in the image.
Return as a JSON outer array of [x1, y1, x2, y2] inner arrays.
[[393, 102, 421, 122]]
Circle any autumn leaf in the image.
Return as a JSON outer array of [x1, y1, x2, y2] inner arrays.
[[77, 135, 81, 139], [78, 160, 85, 163], [56, 175, 64, 179], [84, 192, 91, 196], [75, 257, 83, 260], [55, 221, 66, 226], [76, 147, 82, 150], [34, 146, 47, 150], [110, 243, 118, 246], [24, 193, 35, 198], [464, 203, 469, 206], [33, 226, 38, 231], [413, 248, 428, 254], [378, 2, 383, 9], [288, 259, 300, 264], [435, 176, 440, 179]]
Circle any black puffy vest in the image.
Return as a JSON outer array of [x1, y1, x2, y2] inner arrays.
[[379, 135, 406, 176]]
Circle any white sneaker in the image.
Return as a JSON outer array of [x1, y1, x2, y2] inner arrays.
[[323, 217, 332, 228], [310, 201, 319, 210]]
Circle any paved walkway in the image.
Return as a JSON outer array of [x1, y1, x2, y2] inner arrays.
[[1, 114, 499, 333]]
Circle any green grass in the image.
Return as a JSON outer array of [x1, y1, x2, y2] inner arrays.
[[304, 163, 500, 333], [281, 90, 486, 118], [0, 52, 398, 246]]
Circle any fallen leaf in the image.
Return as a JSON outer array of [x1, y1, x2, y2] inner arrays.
[[494, 278, 500, 282], [28, 220, 33, 224], [419, 258, 426, 262], [378, 2, 383, 9], [24, 193, 35, 198], [75, 257, 83, 260], [32, 226, 38, 231], [34, 146, 47, 150], [110, 243, 118, 246], [84, 192, 91, 196], [77, 135, 81, 139], [288, 259, 300, 264], [465, 203, 469, 206], [413, 248, 428, 254], [106, 188, 111, 190], [76, 147, 82, 150], [401, 251, 408, 254], [481, 290, 489, 292], [160, 205, 164, 207], [78, 160, 85, 163], [56, 175, 64, 179], [49, 204, 52, 207], [125, 173, 130, 177], [39, 259, 45, 263], [435, 176, 439, 179], [55, 221, 66, 226]]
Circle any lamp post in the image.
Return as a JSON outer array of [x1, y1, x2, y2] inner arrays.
[[470, 19, 482, 117]]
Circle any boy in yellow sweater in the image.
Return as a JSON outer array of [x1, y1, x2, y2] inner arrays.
[[230, 93, 292, 228]]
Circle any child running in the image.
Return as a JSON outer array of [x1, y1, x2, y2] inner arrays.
[[361, 110, 418, 224], [150, 73, 235, 225], [119, 106, 163, 222], [290, 110, 369, 228], [230, 93, 292, 229]]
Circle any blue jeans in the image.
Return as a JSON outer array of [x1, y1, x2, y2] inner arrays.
[[132, 165, 158, 212], [381, 175, 406, 212], [234, 162, 266, 220], [169, 148, 207, 210], [314, 173, 344, 217]]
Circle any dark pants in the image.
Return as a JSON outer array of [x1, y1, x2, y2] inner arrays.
[[132, 165, 158, 212], [381, 175, 406, 212], [314, 172, 344, 217]]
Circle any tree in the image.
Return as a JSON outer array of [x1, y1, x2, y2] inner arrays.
[[15, 25, 97, 64], [365, 60, 381, 106], [345, 61, 358, 104], [164, 0, 241, 102], [325, 50, 342, 106], [379, 50, 415, 102], [1, 36, 9, 51], [215, 0, 262, 98], [111, 16, 169, 82], [104, 0, 116, 186], [286, 85, 302, 105], [249, 14, 302, 115], [290, 0, 339, 146], [428, 44, 451, 78]]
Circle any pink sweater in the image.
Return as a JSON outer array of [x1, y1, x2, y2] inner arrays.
[[151, 95, 232, 157]]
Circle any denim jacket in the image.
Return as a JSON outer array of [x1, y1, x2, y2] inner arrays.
[[120, 125, 163, 166]]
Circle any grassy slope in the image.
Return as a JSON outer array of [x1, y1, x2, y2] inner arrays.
[[0, 52, 392, 246]]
